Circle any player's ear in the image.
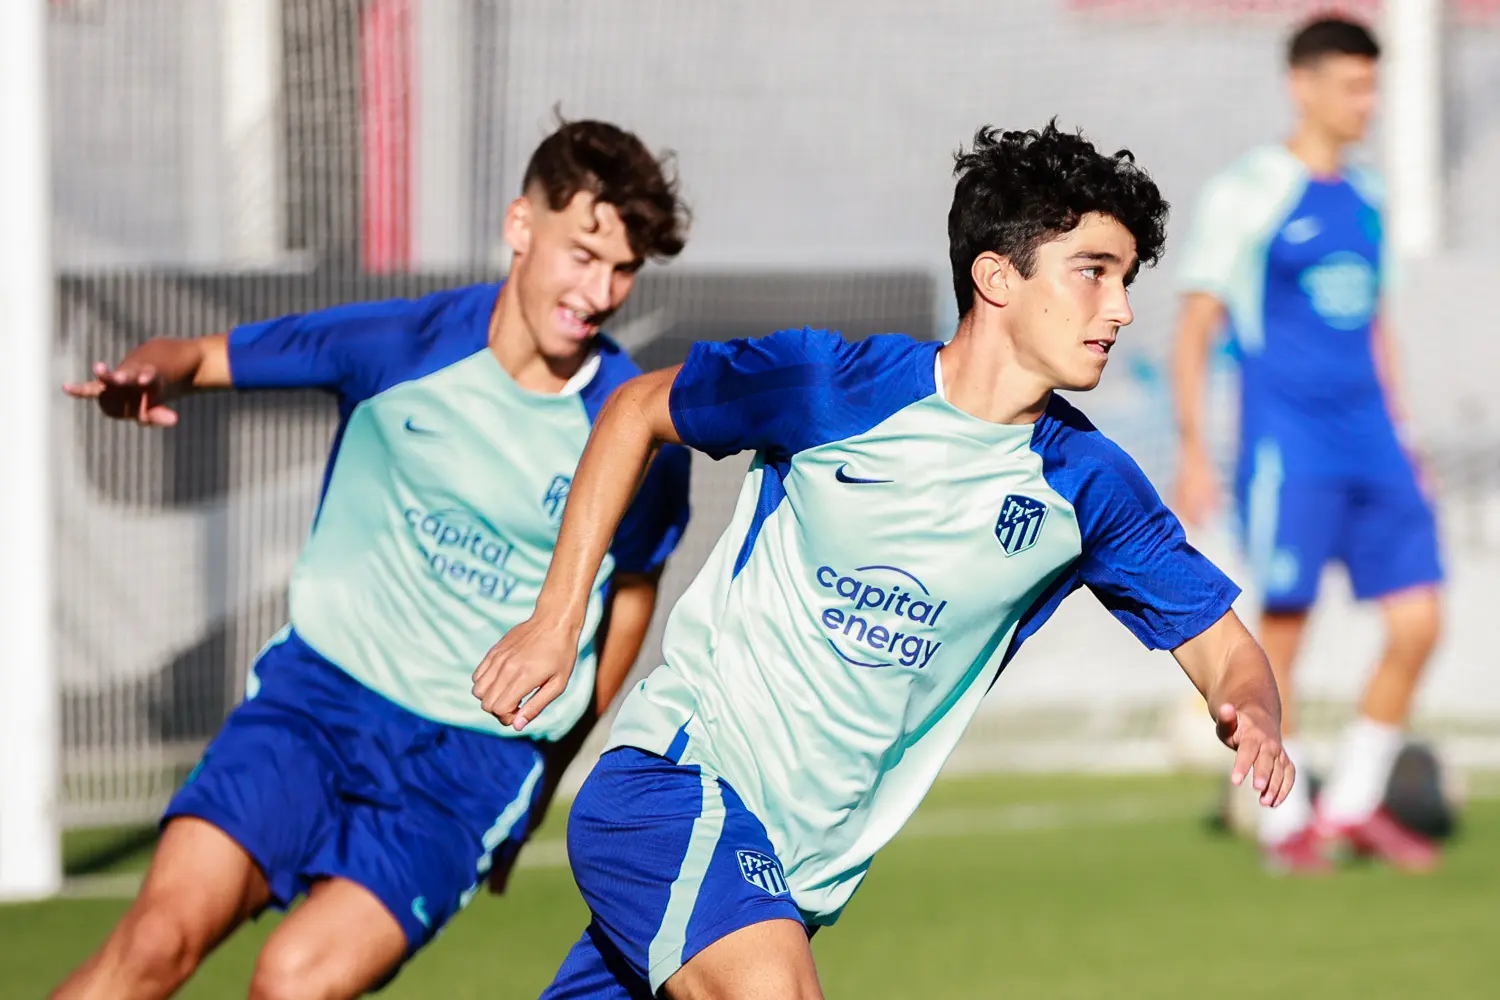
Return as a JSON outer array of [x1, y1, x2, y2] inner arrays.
[[502, 195, 534, 257], [1287, 63, 1317, 111], [970, 251, 1013, 309]]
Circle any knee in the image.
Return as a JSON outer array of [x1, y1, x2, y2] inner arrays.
[[113, 905, 205, 986], [1386, 592, 1442, 666], [250, 938, 330, 1000]]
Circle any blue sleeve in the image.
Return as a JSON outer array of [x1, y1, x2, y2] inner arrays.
[[667, 328, 847, 460], [611, 443, 692, 575], [226, 299, 420, 401], [1077, 454, 1241, 650], [667, 328, 937, 460]]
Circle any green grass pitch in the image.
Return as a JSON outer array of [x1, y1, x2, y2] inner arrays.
[[3, 773, 1494, 998]]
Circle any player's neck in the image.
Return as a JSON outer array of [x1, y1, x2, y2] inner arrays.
[[487, 281, 588, 394], [1285, 124, 1346, 179], [938, 316, 1051, 426]]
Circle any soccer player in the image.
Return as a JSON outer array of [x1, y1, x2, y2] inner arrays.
[[1171, 18, 1442, 873], [52, 120, 692, 1000], [473, 121, 1294, 999]]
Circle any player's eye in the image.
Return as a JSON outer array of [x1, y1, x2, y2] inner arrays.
[[571, 247, 593, 264], [1080, 267, 1104, 281]]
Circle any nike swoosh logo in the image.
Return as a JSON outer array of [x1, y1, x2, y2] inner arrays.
[[1283, 218, 1321, 244], [835, 464, 892, 485], [404, 418, 439, 435]]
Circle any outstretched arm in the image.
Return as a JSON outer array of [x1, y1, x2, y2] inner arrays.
[[61, 333, 231, 426], [1172, 609, 1294, 807], [473, 365, 683, 731]]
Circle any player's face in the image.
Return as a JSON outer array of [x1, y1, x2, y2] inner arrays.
[[1293, 54, 1378, 145], [504, 189, 642, 362], [1009, 212, 1137, 393]]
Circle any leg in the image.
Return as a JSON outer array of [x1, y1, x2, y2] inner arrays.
[[50, 818, 270, 1000], [1360, 585, 1442, 726], [248, 879, 406, 1000], [1258, 609, 1311, 736], [662, 919, 822, 1000], [1318, 475, 1444, 868], [51, 636, 349, 998]]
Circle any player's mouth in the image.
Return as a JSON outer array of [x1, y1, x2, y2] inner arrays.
[[554, 304, 599, 341], [1084, 338, 1114, 357]]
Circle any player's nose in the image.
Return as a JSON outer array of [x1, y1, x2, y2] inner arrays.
[[581, 265, 613, 316], [1102, 286, 1133, 328]]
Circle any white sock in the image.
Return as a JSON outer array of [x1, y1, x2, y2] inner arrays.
[[1319, 717, 1404, 825], [1258, 737, 1313, 845]]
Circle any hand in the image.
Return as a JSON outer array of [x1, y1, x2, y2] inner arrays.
[[472, 615, 581, 733], [62, 360, 179, 427], [1216, 703, 1294, 807], [1173, 444, 1220, 526]]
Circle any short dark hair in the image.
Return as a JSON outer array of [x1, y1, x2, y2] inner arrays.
[[1288, 17, 1380, 68], [948, 120, 1168, 316], [521, 117, 689, 262]]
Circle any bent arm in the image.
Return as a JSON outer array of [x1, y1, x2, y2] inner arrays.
[[534, 366, 684, 639]]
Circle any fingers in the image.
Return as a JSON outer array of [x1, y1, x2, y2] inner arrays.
[[144, 405, 179, 427], [1229, 737, 1256, 787], [1249, 736, 1281, 802], [1272, 755, 1296, 809], [512, 675, 568, 733], [62, 381, 106, 398]]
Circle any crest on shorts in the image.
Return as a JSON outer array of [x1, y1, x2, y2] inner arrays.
[[737, 849, 790, 896], [995, 494, 1048, 556]]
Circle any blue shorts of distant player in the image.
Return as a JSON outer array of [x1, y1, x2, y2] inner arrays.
[[1236, 442, 1443, 613]]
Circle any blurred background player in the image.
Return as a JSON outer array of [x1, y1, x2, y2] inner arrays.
[[50, 119, 692, 1000], [474, 122, 1294, 999], [1171, 17, 1443, 874]]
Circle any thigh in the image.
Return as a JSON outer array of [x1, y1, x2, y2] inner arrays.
[[124, 816, 271, 955], [1238, 462, 1345, 613], [663, 918, 821, 1000], [1343, 471, 1444, 602], [251, 878, 407, 1000], [304, 727, 548, 957], [566, 749, 807, 997]]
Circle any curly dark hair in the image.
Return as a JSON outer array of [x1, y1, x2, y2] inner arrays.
[[948, 120, 1168, 316], [522, 116, 690, 262]]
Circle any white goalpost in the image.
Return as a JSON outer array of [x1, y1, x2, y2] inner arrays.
[[0, 0, 61, 900]]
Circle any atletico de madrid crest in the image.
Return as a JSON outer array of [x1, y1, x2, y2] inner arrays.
[[737, 849, 790, 896], [995, 494, 1048, 556]]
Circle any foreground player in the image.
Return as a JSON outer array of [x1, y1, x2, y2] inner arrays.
[[53, 120, 691, 1000], [475, 122, 1294, 998], [1172, 18, 1442, 873]]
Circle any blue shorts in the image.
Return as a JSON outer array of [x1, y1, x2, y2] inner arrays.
[[540, 747, 806, 999], [1236, 445, 1443, 613], [164, 628, 546, 955]]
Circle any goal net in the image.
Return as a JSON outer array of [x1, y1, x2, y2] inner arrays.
[[46, 0, 1500, 826]]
